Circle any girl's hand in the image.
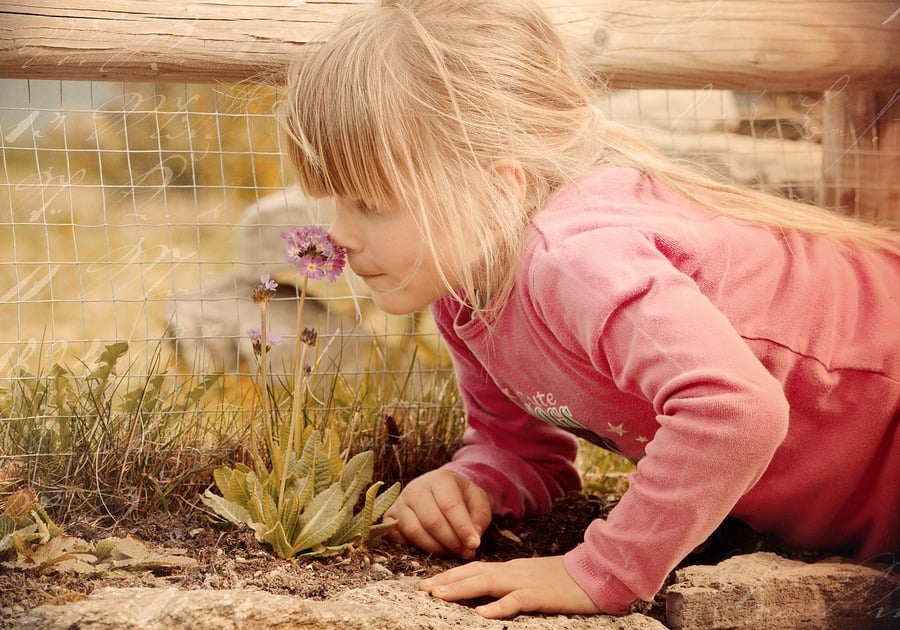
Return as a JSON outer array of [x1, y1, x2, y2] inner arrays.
[[420, 556, 600, 618], [383, 469, 493, 560]]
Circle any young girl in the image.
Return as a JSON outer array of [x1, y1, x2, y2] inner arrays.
[[278, 0, 899, 619]]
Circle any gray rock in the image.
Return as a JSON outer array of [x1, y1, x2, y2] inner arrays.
[[11, 552, 896, 629], [14, 579, 666, 630], [666, 552, 900, 630]]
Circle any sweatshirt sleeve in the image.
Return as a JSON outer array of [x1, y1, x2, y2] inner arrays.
[[530, 228, 790, 614], [430, 300, 583, 517]]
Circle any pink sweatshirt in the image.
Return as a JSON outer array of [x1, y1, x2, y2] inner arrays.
[[433, 167, 899, 614]]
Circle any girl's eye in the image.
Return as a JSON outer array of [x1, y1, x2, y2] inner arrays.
[[338, 196, 383, 216], [353, 199, 378, 215]]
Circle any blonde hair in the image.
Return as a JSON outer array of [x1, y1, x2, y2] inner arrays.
[[279, 0, 898, 315]]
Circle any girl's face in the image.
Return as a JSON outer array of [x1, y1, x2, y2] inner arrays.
[[329, 197, 457, 315]]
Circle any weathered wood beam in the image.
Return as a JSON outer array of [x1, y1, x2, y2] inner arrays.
[[821, 90, 900, 224], [0, 1, 361, 84], [0, 1, 897, 90], [564, 1, 900, 90]]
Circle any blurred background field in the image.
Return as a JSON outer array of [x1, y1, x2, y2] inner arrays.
[[2, 81, 285, 372]]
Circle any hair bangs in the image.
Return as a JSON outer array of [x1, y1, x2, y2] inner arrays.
[[280, 11, 430, 210]]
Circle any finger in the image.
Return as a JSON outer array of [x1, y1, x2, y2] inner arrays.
[[383, 496, 458, 555], [412, 495, 471, 557], [476, 584, 597, 619], [424, 557, 601, 618], [434, 489, 482, 554], [420, 562, 493, 599], [475, 590, 531, 619], [391, 501, 458, 557], [461, 482, 492, 540]]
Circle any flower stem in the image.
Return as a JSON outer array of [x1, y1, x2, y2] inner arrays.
[[258, 303, 274, 465], [290, 276, 310, 439], [280, 275, 310, 512]]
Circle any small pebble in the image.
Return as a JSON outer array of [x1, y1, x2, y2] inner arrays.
[[369, 562, 393, 578]]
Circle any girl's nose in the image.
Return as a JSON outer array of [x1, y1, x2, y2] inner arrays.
[[329, 205, 361, 253]]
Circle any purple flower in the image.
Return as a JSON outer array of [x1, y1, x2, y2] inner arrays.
[[281, 225, 346, 282], [247, 327, 282, 356], [250, 273, 278, 304], [261, 274, 278, 292]]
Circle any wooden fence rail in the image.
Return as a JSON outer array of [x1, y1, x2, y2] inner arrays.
[[0, 1, 896, 90]]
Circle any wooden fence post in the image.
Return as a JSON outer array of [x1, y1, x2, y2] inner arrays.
[[822, 90, 900, 225]]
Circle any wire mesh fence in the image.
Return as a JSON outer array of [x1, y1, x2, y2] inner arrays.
[[0, 80, 465, 513], [2, 80, 846, 379], [0, 80, 453, 385], [1, 79, 896, 510]]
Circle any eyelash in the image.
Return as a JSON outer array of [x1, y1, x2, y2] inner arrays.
[[353, 199, 377, 215]]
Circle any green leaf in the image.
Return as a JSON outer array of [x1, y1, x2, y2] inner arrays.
[[102, 536, 196, 570], [330, 480, 399, 547], [258, 521, 294, 560], [339, 451, 375, 510], [292, 430, 322, 489], [212, 467, 250, 506], [291, 483, 348, 551], [297, 430, 342, 495], [296, 541, 353, 559], [29, 504, 63, 538], [93, 537, 119, 559], [277, 487, 302, 542], [98, 342, 130, 367], [364, 520, 399, 540], [54, 557, 104, 574], [88, 342, 129, 384], [0, 514, 15, 539], [246, 474, 278, 527], [329, 484, 378, 547], [370, 481, 402, 524], [293, 466, 315, 509], [200, 489, 252, 526], [294, 505, 351, 555], [174, 372, 221, 412], [323, 430, 344, 485]]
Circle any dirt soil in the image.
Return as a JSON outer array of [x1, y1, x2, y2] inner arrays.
[[0, 491, 804, 628]]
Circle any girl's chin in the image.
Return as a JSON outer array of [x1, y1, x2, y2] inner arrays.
[[370, 293, 422, 316]]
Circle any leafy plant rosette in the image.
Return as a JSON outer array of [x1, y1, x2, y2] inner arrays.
[[201, 225, 400, 559], [1, 488, 195, 575]]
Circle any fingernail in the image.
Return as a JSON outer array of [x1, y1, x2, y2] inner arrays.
[[466, 535, 480, 548]]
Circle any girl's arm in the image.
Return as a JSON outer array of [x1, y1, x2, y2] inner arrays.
[[532, 227, 789, 612], [431, 298, 584, 517]]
